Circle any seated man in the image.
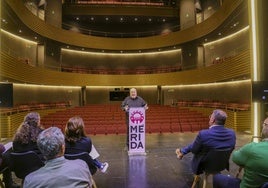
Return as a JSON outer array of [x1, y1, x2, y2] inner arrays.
[[23, 127, 93, 188], [213, 117, 268, 188], [175, 109, 236, 174]]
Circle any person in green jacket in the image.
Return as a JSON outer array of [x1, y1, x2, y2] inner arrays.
[[213, 117, 268, 188]]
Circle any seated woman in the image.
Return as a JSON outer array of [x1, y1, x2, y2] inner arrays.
[[12, 112, 44, 159], [64, 116, 109, 174], [1, 112, 43, 188]]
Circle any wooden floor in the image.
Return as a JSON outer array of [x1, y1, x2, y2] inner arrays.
[[84, 132, 251, 188]]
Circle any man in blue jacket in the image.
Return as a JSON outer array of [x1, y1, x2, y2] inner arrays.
[[175, 109, 236, 174]]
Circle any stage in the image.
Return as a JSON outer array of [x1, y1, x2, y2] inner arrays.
[[90, 132, 251, 188]]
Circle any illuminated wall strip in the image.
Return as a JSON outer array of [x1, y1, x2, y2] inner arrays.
[[162, 79, 250, 89], [61, 48, 181, 56], [13, 83, 80, 89], [250, 0, 258, 81], [203, 26, 249, 46], [253, 102, 259, 140], [1, 29, 37, 45], [86, 85, 157, 89]]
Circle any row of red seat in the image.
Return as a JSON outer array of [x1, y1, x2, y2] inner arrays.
[[42, 105, 208, 135], [0, 101, 71, 115], [61, 65, 182, 75], [177, 100, 250, 111]]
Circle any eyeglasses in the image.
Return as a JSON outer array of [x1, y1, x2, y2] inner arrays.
[[263, 123, 268, 126]]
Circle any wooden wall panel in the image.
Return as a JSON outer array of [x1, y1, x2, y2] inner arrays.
[[0, 50, 250, 86]]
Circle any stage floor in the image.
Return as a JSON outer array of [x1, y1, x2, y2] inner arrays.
[[89, 132, 251, 188]]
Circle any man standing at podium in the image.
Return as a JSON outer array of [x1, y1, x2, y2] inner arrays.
[[121, 88, 148, 150]]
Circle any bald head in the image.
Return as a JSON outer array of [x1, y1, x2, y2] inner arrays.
[[130, 88, 137, 99]]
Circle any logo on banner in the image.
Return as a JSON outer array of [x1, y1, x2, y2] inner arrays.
[[130, 110, 144, 124]]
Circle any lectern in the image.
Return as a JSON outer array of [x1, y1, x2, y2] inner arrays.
[[128, 107, 146, 156]]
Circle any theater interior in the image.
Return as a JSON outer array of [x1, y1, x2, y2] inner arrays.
[[0, 0, 268, 187]]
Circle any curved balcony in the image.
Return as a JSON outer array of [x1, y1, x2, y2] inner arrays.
[[1, 49, 250, 86], [5, 0, 243, 50]]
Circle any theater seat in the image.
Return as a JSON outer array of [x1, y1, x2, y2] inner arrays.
[[191, 148, 233, 188], [10, 151, 44, 185]]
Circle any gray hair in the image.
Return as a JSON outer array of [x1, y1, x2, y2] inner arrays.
[[212, 109, 227, 125], [37, 127, 65, 160]]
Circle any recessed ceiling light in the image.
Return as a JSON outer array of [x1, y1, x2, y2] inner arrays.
[[149, 18, 152, 22], [105, 17, 109, 21]]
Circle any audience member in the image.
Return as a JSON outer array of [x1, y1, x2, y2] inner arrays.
[[175, 109, 236, 174], [1, 142, 20, 188], [0, 144, 5, 166], [64, 116, 109, 174], [2, 112, 43, 188], [23, 127, 93, 188], [213, 117, 268, 188], [121, 88, 148, 149], [12, 112, 44, 158]]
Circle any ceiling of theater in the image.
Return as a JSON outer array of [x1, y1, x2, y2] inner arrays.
[[1, 0, 249, 52]]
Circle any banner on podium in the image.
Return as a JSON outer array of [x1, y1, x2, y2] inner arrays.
[[128, 107, 146, 155]]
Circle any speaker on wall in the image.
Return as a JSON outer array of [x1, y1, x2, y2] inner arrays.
[[109, 91, 128, 101], [0, 83, 13, 107], [252, 81, 268, 102]]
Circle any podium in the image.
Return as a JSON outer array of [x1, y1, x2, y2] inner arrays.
[[128, 107, 146, 156]]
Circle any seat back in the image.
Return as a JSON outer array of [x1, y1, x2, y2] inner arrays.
[[64, 152, 97, 175], [10, 151, 44, 179], [200, 148, 233, 174]]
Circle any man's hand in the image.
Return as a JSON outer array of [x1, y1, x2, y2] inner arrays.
[[175, 148, 183, 160], [144, 104, 149, 110], [124, 105, 129, 112]]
